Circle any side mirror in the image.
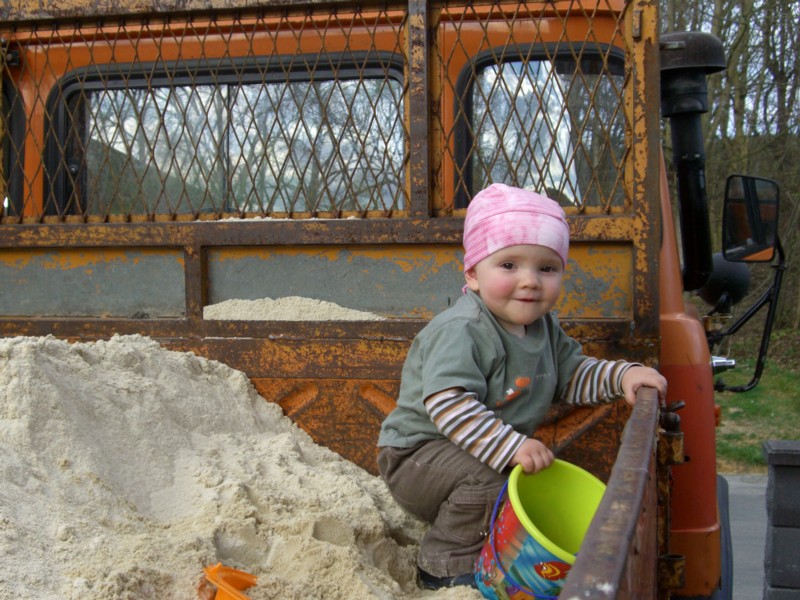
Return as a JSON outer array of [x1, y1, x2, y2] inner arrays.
[[722, 175, 779, 262]]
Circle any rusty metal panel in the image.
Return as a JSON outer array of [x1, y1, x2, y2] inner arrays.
[[560, 242, 633, 320], [0, 219, 465, 248], [208, 242, 631, 319], [194, 321, 627, 477], [250, 375, 627, 475], [2, 0, 393, 21], [251, 377, 399, 473], [165, 336, 413, 380], [207, 244, 465, 319], [0, 247, 185, 317], [0, 220, 637, 321]]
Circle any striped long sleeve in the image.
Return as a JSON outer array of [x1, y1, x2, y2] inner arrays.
[[423, 359, 640, 472], [424, 389, 526, 472], [562, 358, 639, 405]]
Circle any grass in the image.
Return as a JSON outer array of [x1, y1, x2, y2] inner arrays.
[[714, 328, 800, 473]]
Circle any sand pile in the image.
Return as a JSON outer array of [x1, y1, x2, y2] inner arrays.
[[203, 298, 385, 321], [0, 335, 480, 600]]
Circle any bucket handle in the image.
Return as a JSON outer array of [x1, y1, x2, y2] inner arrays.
[[486, 480, 558, 600]]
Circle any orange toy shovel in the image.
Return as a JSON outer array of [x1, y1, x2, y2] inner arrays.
[[200, 563, 257, 600]]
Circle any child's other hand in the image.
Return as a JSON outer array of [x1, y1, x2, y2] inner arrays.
[[510, 438, 554, 474], [621, 366, 667, 406]]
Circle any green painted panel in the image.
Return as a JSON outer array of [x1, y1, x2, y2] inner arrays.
[[0, 248, 185, 317]]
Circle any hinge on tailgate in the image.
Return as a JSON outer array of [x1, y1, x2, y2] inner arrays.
[[658, 400, 686, 465], [656, 401, 687, 598], [658, 553, 686, 593]]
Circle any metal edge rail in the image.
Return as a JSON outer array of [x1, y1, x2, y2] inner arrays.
[[559, 388, 660, 599]]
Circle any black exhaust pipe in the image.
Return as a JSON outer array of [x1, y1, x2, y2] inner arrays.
[[660, 32, 726, 291]]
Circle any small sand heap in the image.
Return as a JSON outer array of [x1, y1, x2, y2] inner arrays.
[[0, 335, 479, 600], [203, 297, 385, 321]]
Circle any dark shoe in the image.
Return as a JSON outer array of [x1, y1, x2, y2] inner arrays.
[[418, 568, 478, 590]]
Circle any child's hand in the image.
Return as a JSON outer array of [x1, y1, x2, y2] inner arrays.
[[510, 438, 554, 474], [621, 366, 667, 406]]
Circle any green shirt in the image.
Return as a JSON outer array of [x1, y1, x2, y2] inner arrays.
[[378, 290, 587, 449]]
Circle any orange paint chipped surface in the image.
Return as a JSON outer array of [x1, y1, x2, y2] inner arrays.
[[0, 248, 184, 271]]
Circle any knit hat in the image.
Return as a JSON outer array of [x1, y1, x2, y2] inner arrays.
[[463, 183, 569, 272]]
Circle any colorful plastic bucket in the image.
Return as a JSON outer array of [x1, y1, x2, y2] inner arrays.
[[474, 460, 606, 599]]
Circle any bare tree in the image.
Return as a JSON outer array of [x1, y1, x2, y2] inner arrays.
[[662, 0, 799, 329]]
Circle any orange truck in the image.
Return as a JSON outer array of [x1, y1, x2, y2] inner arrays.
[[0, 0, 785, 597]]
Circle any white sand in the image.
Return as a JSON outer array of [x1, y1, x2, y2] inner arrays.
[[0, 335, 480, 600], [203, 297, 385, 321]]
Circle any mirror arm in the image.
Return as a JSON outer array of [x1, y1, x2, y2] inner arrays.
[[714, 239, 786, 392]]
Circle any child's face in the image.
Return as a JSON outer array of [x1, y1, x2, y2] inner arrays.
[[465, 244, 563, 337]]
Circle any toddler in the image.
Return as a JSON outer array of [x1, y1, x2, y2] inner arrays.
[[377, 183, 667, 589]]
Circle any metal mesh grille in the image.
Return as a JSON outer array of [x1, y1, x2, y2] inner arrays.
[[0, 0, 630, 222], [463, 55, 625, 207], [432, 1, 629, 211], [59, 58, 407, 217]]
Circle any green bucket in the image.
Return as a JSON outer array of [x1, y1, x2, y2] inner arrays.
[[475, 460, 606, 598]]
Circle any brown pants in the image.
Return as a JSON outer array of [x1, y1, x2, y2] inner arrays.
[[377, 438, 507, 577]]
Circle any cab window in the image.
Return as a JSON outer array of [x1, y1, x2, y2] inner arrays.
[[455, 45, 626, 209], [46, 53, 406, 217]]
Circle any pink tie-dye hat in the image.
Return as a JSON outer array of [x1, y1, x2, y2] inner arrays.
[[463, 183, 569, 272]]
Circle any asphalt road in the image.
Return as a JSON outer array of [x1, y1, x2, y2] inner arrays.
[[726, 473, 767, 599]]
